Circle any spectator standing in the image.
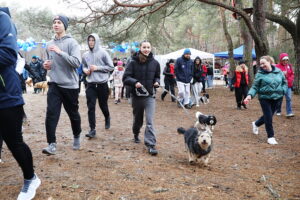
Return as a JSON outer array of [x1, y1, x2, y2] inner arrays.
[[161, 59, 176, 102]]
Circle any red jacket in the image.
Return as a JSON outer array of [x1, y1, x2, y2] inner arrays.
[[234, 70, 249, 88], [276, 53, 294, 88]]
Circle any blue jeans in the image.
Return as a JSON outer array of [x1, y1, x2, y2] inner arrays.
[[276, 88, 293, 114], [255, 98, 282, 138], [207, 75, 213, 88]]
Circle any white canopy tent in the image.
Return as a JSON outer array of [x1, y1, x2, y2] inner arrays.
[[155, 48, 215, 86]]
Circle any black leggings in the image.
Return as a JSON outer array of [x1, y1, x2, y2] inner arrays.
[[0, 106, 34, 179]]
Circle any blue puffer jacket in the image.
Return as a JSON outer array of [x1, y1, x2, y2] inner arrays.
[[0, 8, 24, 109], [175, 55, 194, 83]]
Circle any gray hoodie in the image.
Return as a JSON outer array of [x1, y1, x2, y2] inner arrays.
[[45, 34, 81, 89], [82, 33, 114, 83]]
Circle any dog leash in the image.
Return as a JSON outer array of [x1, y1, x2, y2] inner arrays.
[[159, 86, 194, 121]]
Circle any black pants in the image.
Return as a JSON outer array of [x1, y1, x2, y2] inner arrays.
[[0, 133, 2, 159], [86, 82, 110, 130], [235, 85, 248, 107], [0, 106, 34, 179], [255, 98, 282, 138], [161, 78, 175, 101], [45, 84, 81, 144]]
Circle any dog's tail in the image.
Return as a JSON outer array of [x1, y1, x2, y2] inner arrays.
[[177, 127, 186, 134]]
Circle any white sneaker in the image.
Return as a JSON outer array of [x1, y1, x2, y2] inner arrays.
[[276, 112, 281, 116], [0, 159, 2, 163], [17, 174, 41, 200], [286, 113, 295, 118], [252, 122, 259, 135], [267, 137, 278, 145]]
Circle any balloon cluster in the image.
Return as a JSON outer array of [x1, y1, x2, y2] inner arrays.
[[109, 42, 140, 53], [17, 38, 47, 52]]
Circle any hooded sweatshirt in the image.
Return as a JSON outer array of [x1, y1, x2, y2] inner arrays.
[[276, 53, 294, 88], [45, 34, 81, 89], [82, 33, 114, 83], [0, 8, 24, 109]]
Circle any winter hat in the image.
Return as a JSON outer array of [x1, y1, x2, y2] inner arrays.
[[117, 61, 123, 66], [53, 15, 69, 30], [0, 7, 11, 17], [183, 48, 191, 55], [32, 55, 37, 59], [238, 60, 246, 65], [282, 56, 289, 60]]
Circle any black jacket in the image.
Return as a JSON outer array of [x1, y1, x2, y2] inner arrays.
[[123, 52, 160, 96]]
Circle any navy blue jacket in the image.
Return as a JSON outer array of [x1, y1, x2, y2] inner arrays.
[[0, 9, 24, 109], [175, 55, 194, 83]]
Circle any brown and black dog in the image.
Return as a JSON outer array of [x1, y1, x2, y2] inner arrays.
[[25, 78, 33, 87]]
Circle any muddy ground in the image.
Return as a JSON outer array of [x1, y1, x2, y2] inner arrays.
[[0, 85, 299, 200]]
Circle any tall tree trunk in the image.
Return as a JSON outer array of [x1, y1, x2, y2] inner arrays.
[[295, 11, 300, 94], [253, 0, 269, 59], [236, 0, 254, 82], [219, 6, 235, 76]]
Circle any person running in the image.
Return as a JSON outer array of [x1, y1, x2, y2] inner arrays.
[[0, 7, 41, 199], [82, 33, 114, 138], [42, 15, 82, 155], [123, 41, 160, 155], [244, 56, 287, 145]]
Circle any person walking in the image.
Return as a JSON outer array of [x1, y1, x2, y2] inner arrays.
[[29, 55, 43, 94], [191, 57, 204, 107], [232, 60, 250, 110], [175, 48, 194, 109], [42, 15, 82, 155], [161, 59, 176, 102], [82, 33, 114, 138], [206, 61, 214, 89], [275, 53, 295, 117], [244, 56, 287, 145], [112, 61, 125, 104], [0, 7, 41, 199], [123, 41, 160, 155]]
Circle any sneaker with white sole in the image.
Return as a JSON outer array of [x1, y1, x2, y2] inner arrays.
[[42, 143, 56, 155], [267, 137, 278, 145], [17, 174, 41, 200], [286, 113, 295, 118], [276, 112, 281, 116], [252, 121, 259, 135]]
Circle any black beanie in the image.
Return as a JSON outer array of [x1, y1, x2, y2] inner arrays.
[[53, 15, 69, 30]]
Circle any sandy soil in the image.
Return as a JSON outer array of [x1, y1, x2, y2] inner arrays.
[[0, 85, 299, 200]]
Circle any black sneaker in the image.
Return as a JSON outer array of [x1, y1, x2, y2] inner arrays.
[[85, 129, 96, 138], [133, 135, 141, 143], [148, 146, 158, 156], [105, 117, 110, 129], [185, 104, 192, 109], [242, 104, 247, 109]]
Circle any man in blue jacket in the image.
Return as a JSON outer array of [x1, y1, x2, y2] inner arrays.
[[0, 7, 41, 200], [175, 48, 194, 109]]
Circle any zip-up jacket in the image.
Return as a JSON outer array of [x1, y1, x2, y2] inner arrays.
[[0, 8, 24, 109], [175, 55, 193, 83]]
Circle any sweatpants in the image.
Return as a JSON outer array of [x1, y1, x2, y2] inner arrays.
[[86, 82, 110, 130], [191, 82, 203, 106], [115, 86, 122, 101], [234, 85, 248, 107], [0, 105, 34, 179], [45, 83, 81, 144], [177, 81, 191, 105], [255, 98, 282, 138], [131, 96, 156, 147]]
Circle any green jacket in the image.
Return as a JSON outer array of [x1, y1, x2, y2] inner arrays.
[[248, 66, 287, 100]]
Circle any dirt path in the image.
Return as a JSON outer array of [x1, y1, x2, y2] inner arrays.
[[1, 86, 299, 200]]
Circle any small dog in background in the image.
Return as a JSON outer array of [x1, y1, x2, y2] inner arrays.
[[25, 78, 33, 87], [34, 81, 48, 94], [194, 111, 217, 133], [199, 93, 209, 104], [178, 127, 212, 166]]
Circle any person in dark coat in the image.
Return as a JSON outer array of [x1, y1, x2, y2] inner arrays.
[[29, 55, 43, 93], [123, 41, 160, 155], [161, 59, 176, 102], [0, 7, 41, 199]]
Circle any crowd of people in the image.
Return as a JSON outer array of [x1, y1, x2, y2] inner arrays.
[[0, 7, 296, 200]]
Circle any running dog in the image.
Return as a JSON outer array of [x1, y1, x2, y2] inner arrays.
[[194, 111, 217, 133], [34, 81, 48, 94], [177, 127, 212, 166]]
